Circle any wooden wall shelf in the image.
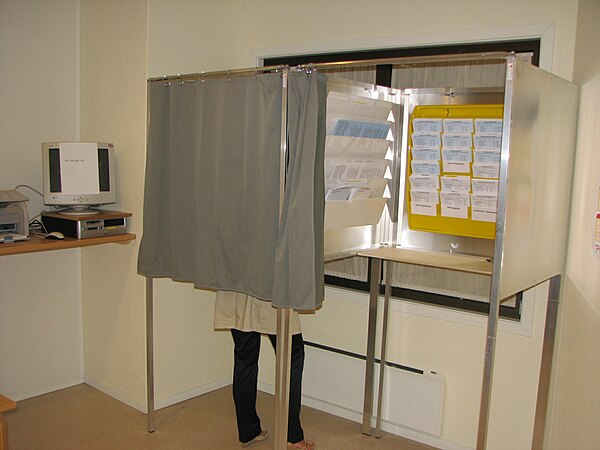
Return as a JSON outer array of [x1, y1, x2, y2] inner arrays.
[[0, 233, 136, 257]]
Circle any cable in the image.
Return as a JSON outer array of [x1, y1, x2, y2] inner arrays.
[[14, 184, 43, 198]]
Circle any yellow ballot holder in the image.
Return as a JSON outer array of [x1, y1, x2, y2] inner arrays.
[[407, 104, 503, 240]]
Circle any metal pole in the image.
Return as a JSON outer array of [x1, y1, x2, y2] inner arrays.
[[476, 290, 500, 450], [375, 263, 392, 438], [147, 52, 510, 84], [476, 54, 516, 450], [531, 275, 561, 449], [362, 257, 382, 435], [274, 308, 293, 449], [273, 68, 291, 450], [146, 276, 155, 433]]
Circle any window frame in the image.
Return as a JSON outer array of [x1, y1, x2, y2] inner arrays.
[[266, 39, 539, 320]]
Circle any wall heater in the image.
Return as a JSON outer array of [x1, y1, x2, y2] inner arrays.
[[301, 343, 444, 437]]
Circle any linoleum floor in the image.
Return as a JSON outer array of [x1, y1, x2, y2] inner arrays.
[[5, 384, 437, 449]]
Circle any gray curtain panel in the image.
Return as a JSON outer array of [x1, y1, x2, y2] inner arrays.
[[273, 72, 327, 309], [138, 71, 326, 311]]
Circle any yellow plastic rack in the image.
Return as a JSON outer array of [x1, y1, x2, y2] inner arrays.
[[407, 104, 503, 240]]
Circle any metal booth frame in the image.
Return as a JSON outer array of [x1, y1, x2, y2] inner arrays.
[[144, 53, 579, 450]]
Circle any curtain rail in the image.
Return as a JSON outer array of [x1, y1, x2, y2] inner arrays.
[[147, 51, 510, 83]]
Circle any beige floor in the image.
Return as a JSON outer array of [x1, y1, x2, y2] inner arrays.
[[4, 384, 437, 449]]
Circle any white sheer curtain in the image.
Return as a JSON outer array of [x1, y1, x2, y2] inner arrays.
[[320, 65, 377, 84]]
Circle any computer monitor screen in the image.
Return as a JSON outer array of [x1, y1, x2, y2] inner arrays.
[[42, 142, 116, 214]]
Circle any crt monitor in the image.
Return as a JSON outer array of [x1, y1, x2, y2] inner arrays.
[[42, 142, 116, 215]]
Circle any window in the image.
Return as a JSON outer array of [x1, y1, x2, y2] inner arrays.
[[265, 39, 539, 319]]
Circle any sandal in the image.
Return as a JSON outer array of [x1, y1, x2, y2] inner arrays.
[[288, 439, 315, 450], [241, 430, 268, 447]]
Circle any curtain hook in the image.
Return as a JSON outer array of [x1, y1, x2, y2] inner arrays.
[[201, 71, 205, 83], [227, 69, 231, 82], [255, 67, 258, 79]]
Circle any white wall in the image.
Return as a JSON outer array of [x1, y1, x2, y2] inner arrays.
[[79, 0, 234, 411], [547, 1, 600, 449], [5, 2, 594, 450], [0, 0, 83, 400]]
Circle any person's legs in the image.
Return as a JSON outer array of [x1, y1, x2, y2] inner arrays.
[[231, 329, 264, 444], [268, 333, 306, 444]]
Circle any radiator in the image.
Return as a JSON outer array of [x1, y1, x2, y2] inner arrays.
[[301, 343, 444, 436]]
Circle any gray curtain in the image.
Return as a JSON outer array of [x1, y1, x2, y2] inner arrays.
[[138, 71, 326, 311]]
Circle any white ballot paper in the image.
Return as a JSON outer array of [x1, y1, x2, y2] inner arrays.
[[474, 149, 501, 164], [474, 134, 502, 150], [325, 178, 388, 200], [327, 91, 393, 122], [443, 118, 474, 134], [471, 193, 499, 222], [472, 209, 497, 222], [471, 193, 498, 211], [442, 148, 472, 173], [325, 135, 390, 158], [410, 174, 439, 191], [332, 119, 390, 140], [443, 161, 471, 173], [325, 158, 388, 180], [441, 192, 470, 219], [348, 187, 373, 200], [412, 118, 443, 133], [472, 163, 500, 179], [325, 186, 353, 201], [472, 178, 499, 194], [412, 133, 442, 148], [412, 147, 440, 161], [442, 134, 473, 149], [442, 148, 472, 162], [475, 119, 503, 135], [411, 160, 440, 176], [441, 176, 471, 193], [411, 190, 439, 216]]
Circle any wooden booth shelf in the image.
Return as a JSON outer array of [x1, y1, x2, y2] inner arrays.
[[357, 246, 493, 275]]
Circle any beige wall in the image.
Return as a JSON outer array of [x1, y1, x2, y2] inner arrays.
[[547, 1, 600, 449], [79, 0, 149, 408], [240, 0, 577, 80], [79, 0, 234, 410], [11, 1, 592, 449], [0, 0, 83, 401]]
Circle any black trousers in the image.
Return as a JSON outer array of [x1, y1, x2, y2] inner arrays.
[[231, 329, 305, 444]]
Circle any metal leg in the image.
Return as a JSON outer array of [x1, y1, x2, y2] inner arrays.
[[146, 276, 155, 433], [375, 262, 392, 438], [531, 275, 561, 449], [274, 307, 292, 449], [362, 257, 381, 435], [476, 283, 501, 449]]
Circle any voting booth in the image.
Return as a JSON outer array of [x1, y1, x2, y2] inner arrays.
[[140, 54, 579, 450], [320, 54, 578, 449]]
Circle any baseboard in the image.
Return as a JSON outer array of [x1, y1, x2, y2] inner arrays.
[[84, 375, 233, 413], [84, 377, 147, 412], [257, 381, 471, 450], [13, 378, 84, 402], [154, 376, 232, 410]]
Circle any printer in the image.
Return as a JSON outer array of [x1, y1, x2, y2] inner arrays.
[[0, 190, 30, 243]]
